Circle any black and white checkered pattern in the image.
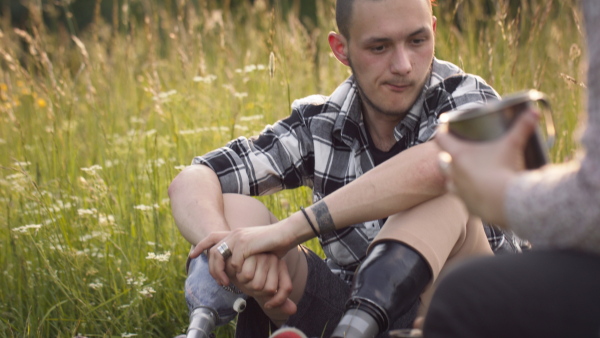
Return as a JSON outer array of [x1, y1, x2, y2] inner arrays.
[[194, 58, 514, 283]]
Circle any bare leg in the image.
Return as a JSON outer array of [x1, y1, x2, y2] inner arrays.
[[370, 193, 492, 311], [332, 194, 492, 337], [221, 194, 308, 326]]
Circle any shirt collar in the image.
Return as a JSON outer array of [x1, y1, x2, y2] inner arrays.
[[329, 76, 364, 147], [330, 58, 454, 145]]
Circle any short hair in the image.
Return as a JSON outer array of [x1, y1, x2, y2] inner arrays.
[[336, 0, 436, 39]]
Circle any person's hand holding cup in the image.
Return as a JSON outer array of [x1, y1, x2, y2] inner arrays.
[[434, 90, 554, 226]]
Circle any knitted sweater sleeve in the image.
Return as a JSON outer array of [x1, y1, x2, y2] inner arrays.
[[504, 0, 600, 254]]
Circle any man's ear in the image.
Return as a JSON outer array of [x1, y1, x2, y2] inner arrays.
[[328, 32, 350, 66], [432, 16, 437, 33]]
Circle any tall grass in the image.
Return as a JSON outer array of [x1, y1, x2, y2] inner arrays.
[[0, 0, 584, 336]]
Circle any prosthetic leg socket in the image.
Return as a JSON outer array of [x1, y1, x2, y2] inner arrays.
[[332, 241, 432, 337], [185, 253, 248, 338]]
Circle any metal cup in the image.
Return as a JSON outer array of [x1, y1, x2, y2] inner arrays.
[[439, 90, 555, 169]]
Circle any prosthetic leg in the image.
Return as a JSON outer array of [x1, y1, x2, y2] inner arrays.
[[331, 241, 432, 338], [184, 253, 247, 338]]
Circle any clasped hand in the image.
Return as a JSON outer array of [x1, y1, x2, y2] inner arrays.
[[191, 224, 297, 314]]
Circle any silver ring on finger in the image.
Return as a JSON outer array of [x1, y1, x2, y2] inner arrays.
[[217, 242, 232, 260]]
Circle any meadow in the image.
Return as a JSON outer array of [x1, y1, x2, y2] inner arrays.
[[0, 0, 585, 337]]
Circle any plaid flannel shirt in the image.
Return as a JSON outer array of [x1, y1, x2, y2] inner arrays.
[[194, 58, 523, 283]]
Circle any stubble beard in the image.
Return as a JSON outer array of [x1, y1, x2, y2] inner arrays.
[[348, 59, 433, 120]]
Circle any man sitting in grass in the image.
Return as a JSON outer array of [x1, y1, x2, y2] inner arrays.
[[170, 0, 527, 336]]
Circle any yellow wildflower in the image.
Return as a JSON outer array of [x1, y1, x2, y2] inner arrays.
[[37, 98, 47, 108]]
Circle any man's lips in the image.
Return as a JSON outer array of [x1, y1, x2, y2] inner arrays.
[[385, 82, 412, 92]]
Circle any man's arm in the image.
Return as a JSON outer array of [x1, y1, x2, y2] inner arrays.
[[170, 164, 299, 313], [194, 141, 446, 268], [311, 141, 445, 230], [170, 105, 315, 244], [168, 164, 229, 245]]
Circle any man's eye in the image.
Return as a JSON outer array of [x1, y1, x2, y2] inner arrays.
[[412, 38, 426, 45], [371, 45, 386, 53]]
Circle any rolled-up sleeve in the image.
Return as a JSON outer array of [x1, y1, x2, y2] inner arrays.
[[193, 108, 315, 196]]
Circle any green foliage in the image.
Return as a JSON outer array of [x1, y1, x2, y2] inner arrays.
[[0, 0, 585, 336]]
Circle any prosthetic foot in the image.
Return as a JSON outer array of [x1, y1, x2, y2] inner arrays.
[[332, 241, 432, 338], [184, 253, 248, 338]]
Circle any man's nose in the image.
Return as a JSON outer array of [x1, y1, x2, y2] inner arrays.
[[390, 46, 412, 75]]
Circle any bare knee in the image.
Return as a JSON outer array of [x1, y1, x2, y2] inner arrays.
[[375, 194, 469, 243], [222, 193, 278, 229]]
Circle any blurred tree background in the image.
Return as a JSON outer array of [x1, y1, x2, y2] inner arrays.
[[0, 0, 317, 33], [0, 0, 562, 36]]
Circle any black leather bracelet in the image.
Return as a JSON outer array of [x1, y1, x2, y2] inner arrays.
[[300, 207, 319, 237]]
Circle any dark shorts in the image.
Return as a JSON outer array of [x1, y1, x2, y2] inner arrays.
[[235, 246, 419, 338], [236, 247, 349, 337]]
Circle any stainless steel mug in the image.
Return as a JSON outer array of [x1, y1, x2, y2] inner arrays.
[[439, 90, 555, 169]]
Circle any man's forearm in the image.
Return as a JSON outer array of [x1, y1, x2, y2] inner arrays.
[[168, 164, 229, 244], [309, 142, 445, 232]]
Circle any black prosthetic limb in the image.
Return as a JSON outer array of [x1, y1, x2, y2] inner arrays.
[[332, 241, 432, 338]]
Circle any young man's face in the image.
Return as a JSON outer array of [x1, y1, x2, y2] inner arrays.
[[346, 0, 436, 119]]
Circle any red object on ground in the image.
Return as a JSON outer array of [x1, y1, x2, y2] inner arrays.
[[269, 327, 308, 338]]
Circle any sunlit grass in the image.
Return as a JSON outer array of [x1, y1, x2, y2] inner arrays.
[[0, 0, 584, 336]]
